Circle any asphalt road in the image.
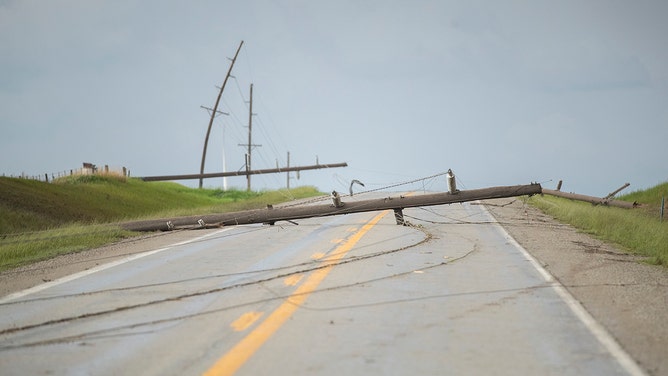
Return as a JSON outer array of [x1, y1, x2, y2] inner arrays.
[[0, 197, 645, 375]]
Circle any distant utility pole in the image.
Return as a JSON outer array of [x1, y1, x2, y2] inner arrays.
[[199, 40, 244, 189], [286, 151, 290, 189], [239, 83, 261, 191]]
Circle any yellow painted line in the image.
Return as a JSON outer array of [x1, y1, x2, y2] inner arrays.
[[283, 274, 303, 287], [330, 238, 344, 244], [311, 252, 326, 260], [230, 312, 263, 332], [203, 210, 390, 376]]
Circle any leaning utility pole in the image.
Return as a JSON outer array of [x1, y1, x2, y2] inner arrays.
[[199, 40, 244, 189]]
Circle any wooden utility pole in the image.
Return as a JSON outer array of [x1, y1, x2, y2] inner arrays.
[[286, 151, 290, 189], [239, 84, 261, 191], [140, 162, 348, 182], [542, 188, 638, 209], [246, 84, 253, 191], [199, 41, 244, 189], [603, 183, 630, 201], [121, 183, 543, 231]]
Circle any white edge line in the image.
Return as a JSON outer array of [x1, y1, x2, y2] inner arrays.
[[0, 228, 233, 304], [477, 203, 646, 376]]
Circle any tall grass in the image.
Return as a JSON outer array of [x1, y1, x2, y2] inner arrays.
[[0, 176, 323, 271], [619, 181, 668, 221], [529, 193, 668, 266], [618, 182, 668, 206]]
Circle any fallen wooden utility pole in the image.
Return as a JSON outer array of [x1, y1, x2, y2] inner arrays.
[[140, 162, 347, 182], [121, 183, 542, 232], [542, 188, 638, 209]]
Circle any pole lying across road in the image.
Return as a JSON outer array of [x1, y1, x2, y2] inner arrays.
[[121, 183, 542, 232]]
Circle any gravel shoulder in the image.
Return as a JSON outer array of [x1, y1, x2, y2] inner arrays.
[[483, 198, 667, 376], [1, 198, 666, 375]]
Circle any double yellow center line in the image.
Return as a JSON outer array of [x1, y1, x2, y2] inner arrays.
[[203, 210, 390, 376]]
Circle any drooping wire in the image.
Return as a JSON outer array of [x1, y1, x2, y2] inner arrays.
[[279, 171, 452, 209]]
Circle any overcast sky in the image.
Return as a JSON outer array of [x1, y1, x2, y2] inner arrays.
[[1, 1, 666, 196]]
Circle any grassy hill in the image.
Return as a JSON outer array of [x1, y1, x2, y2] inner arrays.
[[0, 175, 322, 270], [528, 182, 668, 265]]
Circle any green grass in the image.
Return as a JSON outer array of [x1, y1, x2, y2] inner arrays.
[[618, 182, 668, 208], [0, 225, 137, 271], [528, 182, 668, 266], [0, 176, 323, 271]]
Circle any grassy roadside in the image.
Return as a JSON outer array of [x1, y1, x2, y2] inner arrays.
[[528, 182, 668, 266], [0, 175, 323, 271]]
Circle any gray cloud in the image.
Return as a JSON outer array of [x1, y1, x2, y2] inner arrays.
[[1, 1, 666, 196]]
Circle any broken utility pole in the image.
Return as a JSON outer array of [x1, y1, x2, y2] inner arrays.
[[139, 162, 347, 182], [603, 182, 630, 201], [199, 40, 244, 189], [542, 181, 638, 209], [121, 183, 542, 232]]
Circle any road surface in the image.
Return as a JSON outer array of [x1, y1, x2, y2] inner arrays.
[[0, 195, 644, 375]]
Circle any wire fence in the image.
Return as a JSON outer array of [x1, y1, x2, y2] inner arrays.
[[2, 164, 130, 183]]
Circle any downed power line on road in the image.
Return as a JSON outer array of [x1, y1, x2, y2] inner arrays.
[[120, 183, 542, 232]]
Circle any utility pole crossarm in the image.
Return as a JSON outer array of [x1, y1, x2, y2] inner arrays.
[[200, 106, 229, 117]]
